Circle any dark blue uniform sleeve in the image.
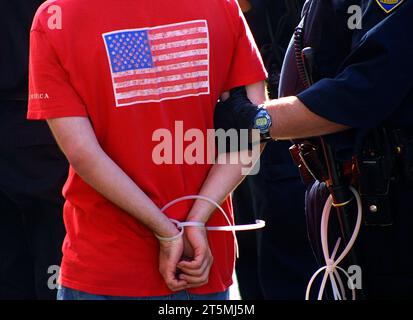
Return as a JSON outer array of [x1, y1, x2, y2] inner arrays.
[[297, 1, 413, 129]]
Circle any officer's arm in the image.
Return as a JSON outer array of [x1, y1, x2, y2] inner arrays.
[[221, 2, 413, 140], [215, 86, 348, 140], [266, 96, 348, 140], [276, 1, 413, 137]]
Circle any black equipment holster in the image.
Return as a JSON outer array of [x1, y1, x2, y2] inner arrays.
[[357, 127, 413, 226], [356, 128, 395, 226]]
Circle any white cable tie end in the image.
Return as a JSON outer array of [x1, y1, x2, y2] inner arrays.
[[179, 221, 206, 228], [206, 219, 266, 232]]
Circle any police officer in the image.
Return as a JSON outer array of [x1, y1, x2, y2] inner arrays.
[[0, 1, 67, 299], [233, 0, 317, 300], [215, 0, 413, 298]]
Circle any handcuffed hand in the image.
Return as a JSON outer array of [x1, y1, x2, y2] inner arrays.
[[177, 226, 213, 288], [158, 234, 189, 292]]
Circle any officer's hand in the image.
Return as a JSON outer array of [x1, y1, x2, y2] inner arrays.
[[214, 86, 260, 131], [158, 236, 188, 291], [177, 227, 213, 288], [214, 100, 237, 132]]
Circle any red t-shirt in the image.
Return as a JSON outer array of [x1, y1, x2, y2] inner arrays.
[[28, 0, 267, 297]]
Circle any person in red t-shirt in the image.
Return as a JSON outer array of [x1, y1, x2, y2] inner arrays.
[[28, 0, 267, 299]]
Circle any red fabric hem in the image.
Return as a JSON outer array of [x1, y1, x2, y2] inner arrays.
[[27, 108, 88, 120]]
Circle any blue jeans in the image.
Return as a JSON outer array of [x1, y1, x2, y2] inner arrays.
[[57, 286, 229, 300]]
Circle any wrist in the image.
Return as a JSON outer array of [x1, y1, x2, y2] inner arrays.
[[252, 106, 273, 142], [154, 220, 181, 240], [155, 228, 183, 243], [186, 212, 210, 224]]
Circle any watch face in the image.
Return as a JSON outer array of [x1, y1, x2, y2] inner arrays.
[[255, 117, 269, 127], [254, 109, 272, 133]]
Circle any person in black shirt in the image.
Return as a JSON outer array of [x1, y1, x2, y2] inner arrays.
[[0, 0, 67, 299]]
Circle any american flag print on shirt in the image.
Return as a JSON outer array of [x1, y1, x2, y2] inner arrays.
[[102, 20, 210, 107]]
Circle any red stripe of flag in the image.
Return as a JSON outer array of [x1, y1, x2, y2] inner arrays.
[[151, 43, 208, 57], [154, 54, 208, 67], [118, 87, 209, 105]]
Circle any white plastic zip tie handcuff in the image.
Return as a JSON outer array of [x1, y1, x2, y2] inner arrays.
[[157, 195, 266, 257], [305, 186, 363, 300], [154, 222, 185, 242]]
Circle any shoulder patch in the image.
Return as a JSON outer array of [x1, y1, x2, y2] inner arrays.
[[376, 0, 404, 13]]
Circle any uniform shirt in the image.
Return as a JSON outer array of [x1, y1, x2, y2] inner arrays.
[[28, 0, 266, 297], [297, 0, 413, 130]]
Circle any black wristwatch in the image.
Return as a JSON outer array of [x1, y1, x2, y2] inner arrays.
[[252, 106, 273, 142]]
